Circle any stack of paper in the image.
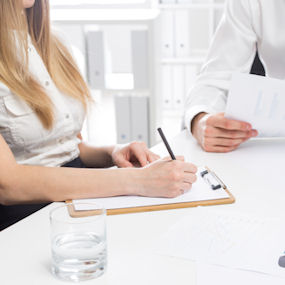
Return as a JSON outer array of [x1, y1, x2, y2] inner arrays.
[[156, 208, 285, 278], [225, 73, 285, 137]]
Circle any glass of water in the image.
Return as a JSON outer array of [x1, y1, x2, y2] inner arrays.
[[50, 202, 107, 282]]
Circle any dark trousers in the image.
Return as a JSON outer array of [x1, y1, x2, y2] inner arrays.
[[0, 157, 86, 231]]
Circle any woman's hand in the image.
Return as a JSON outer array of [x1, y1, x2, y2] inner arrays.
[[192, 112, 258, 152], [137, 156, 197, 198], [112, 141, 160, 168]]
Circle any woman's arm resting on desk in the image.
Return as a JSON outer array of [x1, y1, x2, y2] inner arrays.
[[191, 112, 258, 152], [0, 135, 197, 205], [78, 136, 160, 168]]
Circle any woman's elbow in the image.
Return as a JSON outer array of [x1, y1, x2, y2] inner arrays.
[[0, 175, 18, 206], [0, 186, 13, 205]]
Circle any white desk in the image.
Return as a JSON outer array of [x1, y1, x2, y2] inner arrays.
[[1, 130, 285, 284]]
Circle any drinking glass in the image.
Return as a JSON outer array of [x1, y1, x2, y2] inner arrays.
[[50, 202, 107, 282]]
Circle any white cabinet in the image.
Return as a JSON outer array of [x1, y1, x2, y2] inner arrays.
[[156, 0, 225, 112]]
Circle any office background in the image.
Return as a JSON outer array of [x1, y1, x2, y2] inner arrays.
[[50, 0, 225, 146]]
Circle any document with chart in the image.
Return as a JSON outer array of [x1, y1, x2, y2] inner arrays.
[[225, 73, 285, 137]]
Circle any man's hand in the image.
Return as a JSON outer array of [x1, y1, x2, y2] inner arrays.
[[191, 112, 258, 152]]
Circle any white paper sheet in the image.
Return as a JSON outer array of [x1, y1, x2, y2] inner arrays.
[[197, 263, 285, 285], [225, 73, 285, 137], [156, 208, 285, 278], [73, 167, 229, 211]]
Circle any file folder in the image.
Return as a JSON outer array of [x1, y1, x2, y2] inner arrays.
[[174, 10, 190, 57], [131, 30, 149, 90], [160, 11, 175, 57], [114, 94, 131, 144], [173, 65, 185, 110], [130, 95, 150, 145], [86, 30, 105, 89], [161, 65, 173, 110]]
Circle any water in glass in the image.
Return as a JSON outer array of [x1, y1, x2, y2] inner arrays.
[[51, 231, 107, 282]]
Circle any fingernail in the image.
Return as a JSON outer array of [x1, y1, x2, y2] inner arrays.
[[246, 124, 252, 130], [252, 130, 258, 137]]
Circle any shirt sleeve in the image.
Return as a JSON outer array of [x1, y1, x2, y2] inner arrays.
[[0, 82, 10, 96], [183, 0, 258, 132]]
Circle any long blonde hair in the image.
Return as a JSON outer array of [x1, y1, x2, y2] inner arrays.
[[0, 0, 91, 129]]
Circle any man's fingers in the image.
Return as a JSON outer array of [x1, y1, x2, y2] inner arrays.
[[203, 137, 248, 148], [204, 126, 256, 139], [207, 114, 251, 131], [203, 145, 238, 153]]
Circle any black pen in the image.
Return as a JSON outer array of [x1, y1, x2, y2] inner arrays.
[[157, 128, 176, 160]]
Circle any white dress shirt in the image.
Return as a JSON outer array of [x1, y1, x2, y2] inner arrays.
[[0, 36, 85, 167], [184, 0, 285, 131]]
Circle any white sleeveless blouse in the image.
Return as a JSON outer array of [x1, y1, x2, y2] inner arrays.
[[0, 37, 85, 167]]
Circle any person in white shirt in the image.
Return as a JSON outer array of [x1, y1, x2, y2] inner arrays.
[[0, 0, 197, 229], [184, 0, 285, 152]]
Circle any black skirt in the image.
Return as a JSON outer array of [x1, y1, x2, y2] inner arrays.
[[0, 157, 86, 231]]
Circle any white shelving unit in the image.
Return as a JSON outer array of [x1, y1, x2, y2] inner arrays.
[[149, 0, 225, 140], [50, 1, 226, 146], [155, 0, 225, 112], [51, 8, 160, 146]]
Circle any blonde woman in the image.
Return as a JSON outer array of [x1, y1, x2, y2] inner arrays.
[[0, 0, 197, 230]]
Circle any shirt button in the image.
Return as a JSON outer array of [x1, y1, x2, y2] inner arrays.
[[44, 80, 50, 87], [28, 47, 32, 52], [65, 114, 70, 119]]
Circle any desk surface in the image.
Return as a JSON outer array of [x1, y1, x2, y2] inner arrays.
[[1, 130, 285, 285]]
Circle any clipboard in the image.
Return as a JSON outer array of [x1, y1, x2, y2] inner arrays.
[[66, 167, 235, 217]]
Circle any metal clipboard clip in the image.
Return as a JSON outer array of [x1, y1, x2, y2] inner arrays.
[[200, 167, 227, 190]]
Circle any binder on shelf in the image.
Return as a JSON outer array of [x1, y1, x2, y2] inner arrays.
[[131, 30, 149, 90], [160, 11, 175, 58], [114, 95, 131, 144], [161, 65, 173, 110], [86, 31, 105, 89], [174, 10, 190, 57], [130, 95, 150, 145], [173, 65, 185, 110]]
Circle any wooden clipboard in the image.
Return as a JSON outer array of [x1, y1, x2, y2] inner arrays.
[[66, 168, 235, 217]]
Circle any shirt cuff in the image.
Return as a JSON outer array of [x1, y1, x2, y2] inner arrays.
[[184, 105, 216, 134]]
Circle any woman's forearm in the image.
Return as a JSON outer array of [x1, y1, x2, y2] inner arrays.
[[78, 142, 115, 168], [0, 164, 143, 205]]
